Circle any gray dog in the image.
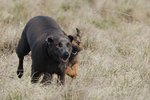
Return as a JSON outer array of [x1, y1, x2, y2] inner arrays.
[[16, 16, 73, 85]]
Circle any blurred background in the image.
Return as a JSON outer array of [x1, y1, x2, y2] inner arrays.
[[0, 0, 150, 100]]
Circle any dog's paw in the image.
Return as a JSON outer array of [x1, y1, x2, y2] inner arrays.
[[65, 67, 72, 74], [17, 69, 24, 78]]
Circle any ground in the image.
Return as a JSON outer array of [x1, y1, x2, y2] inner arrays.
[[0, 0, 150, 100]]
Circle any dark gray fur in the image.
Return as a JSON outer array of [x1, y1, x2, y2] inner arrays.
[[16, 16, 72, 85]]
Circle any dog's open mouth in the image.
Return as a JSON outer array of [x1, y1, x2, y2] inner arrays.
[[72, 50, 77, 55], [60, 58, 68, 63], [72, 46, 79, 55]]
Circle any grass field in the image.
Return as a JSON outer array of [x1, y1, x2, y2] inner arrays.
[[0, 0, 150, 100]]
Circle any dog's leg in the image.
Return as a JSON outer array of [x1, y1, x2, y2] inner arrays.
[[31, 66, 42, 83], [57, 73, 65, 85], [16, 32, 30, 78], [16, 56, 24, 78], [65, 63, 78, 78], [31, 72, 42, 83], [40, 72, 52, 85]]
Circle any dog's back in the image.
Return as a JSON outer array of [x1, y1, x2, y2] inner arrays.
[[23, 16, 63, 49]]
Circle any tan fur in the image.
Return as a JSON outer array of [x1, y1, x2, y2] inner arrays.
[[65, 41, 80, 78], [65, 28, 83, 78]]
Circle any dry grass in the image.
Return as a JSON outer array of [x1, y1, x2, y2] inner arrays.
[[0, 0, 150, 100]]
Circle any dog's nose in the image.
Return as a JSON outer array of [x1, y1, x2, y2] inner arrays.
[[63, 52, 69, 60]]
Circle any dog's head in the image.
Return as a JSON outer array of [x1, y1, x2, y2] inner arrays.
[[46, 34, 72, 63], [68, 28, 83, 55]]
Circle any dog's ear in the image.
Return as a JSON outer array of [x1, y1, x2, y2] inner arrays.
[[46, 36, 53, 45], [76, 28, 81, 37], [68, 35, 74, 42]]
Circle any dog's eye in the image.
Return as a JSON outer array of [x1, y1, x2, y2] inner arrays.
[[67, 43, 71, 48], [57, 43, 62, 48], [77, 41, 80, 45]]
